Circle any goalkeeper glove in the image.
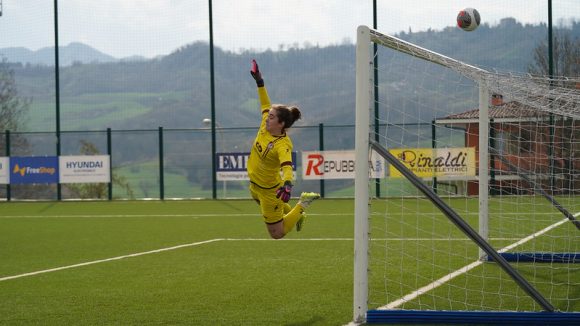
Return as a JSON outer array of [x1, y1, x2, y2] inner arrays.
[[250, 59, 264, 87], [275, 181, 292, 203]]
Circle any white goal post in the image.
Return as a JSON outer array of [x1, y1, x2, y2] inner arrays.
[[354, 25, 580, 324]]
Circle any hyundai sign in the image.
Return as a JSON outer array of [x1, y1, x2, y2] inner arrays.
[[59, 155, 110, 183]]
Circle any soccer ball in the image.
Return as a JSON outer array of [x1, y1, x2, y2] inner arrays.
[[457, 8, 480, 32]]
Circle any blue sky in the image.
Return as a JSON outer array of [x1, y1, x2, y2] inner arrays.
[[0, 0, 578, 58]]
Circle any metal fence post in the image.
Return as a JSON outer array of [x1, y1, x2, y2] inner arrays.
[[107, 128, 112, 200], [54, 0, 62, 201], [318, 123, 325, 197], [5, 130, 10, 201], [208, 0, 217, 199], [159, 126, 164, 200], [431, 120, 438, 194]]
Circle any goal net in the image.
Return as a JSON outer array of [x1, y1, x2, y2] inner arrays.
[[354, 26, 580, 324]]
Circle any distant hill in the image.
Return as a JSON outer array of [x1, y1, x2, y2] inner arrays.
[[5, 18, 580, 133], [0, 42, 140, 66]]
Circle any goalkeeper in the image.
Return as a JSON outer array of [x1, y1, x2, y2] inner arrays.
[[247, 59, 320, 239]]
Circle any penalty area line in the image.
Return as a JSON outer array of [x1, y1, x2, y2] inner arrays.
[[0, 238, 223, 282], [379, 214, 578, 310], [0, 237, 355, 282], [0, 236, 530, 282], [0, 213, 351, 219]]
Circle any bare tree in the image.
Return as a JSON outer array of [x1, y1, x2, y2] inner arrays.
[[528, 30, 580, 79], [528, 31, 580, 193], [0, 57, 30, 154]]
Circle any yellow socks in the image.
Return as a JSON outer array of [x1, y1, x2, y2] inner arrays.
[[282, 204, 304, 235]]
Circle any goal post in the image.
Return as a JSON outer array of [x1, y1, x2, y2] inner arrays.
[[353, 25, 371, 324], [354, 25, 580, 324]]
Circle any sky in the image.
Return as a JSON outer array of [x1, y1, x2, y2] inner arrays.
[[0, 0, 579, 58]]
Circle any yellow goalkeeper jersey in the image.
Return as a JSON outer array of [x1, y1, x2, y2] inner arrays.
[[247, 86, 294, 189]]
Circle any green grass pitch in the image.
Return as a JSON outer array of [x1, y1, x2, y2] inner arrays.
[[0, 197, 577, 325], [0, 200, 355, 325]]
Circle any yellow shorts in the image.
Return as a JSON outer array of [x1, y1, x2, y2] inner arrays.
[[249, 182, 284, 224]]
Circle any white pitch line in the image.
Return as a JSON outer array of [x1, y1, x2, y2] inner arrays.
[[0, 237, 475, 282], [370, 238, 522, 241], [380, 260, 485, 310], [496, 218, 570, 254], [0, 238, 223, 282], [0, 214, 257, 218], [0, 238, 356, 282], [3, 211, 577, 284], [0, 236, 529, 282], [224, 238, 355, 241], [0, 213, 351, 219], [0, 212, 563, 219], [378, 214, 578, 310]]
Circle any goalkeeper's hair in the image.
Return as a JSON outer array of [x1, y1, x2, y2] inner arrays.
[[272, 104, 302, 130]]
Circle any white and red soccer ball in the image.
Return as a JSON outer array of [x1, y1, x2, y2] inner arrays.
[[457, 8, 480, 32]]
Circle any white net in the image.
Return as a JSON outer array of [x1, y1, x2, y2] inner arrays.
[[370, 29, 580, 120], [363, 29, 580, 314]]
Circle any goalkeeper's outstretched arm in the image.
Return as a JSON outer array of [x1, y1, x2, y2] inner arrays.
[[251, 59, 271, 112]]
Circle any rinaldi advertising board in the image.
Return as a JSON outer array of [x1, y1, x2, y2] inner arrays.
[[389, 147, 476, 178], [10, 156, 59, 184]]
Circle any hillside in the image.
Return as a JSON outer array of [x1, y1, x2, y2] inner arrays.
[[0, 42, 119, 66], [5, 18, 580, 132]]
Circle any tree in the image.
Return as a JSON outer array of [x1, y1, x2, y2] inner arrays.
[[528, 30, 580, 80], [0, 57, 30, 154], [528, 31, 580, 194]]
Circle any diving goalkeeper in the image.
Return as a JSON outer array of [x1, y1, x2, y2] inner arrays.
[[247, 59, 320, 239]]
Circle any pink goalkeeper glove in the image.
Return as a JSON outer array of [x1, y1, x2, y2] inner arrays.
[[275, 181, 292, 203], [250, 59, 264, 87]]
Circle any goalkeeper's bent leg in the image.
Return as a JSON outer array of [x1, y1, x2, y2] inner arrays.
[[282, 204, 304, 235], [283, 203, 292, 214]]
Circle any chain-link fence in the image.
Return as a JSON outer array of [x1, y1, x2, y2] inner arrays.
[[1, 124, 363, 200], [0, 1, 577, 200]]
